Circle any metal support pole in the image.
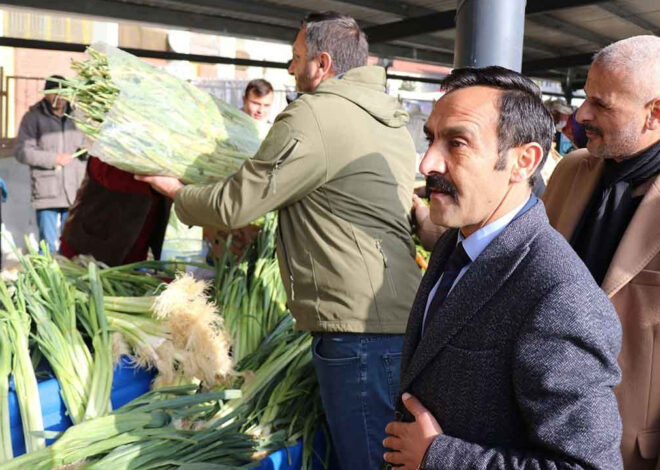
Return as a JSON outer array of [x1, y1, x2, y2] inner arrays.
[[562, 68, 575, 105], [454, 0, 527, 71]]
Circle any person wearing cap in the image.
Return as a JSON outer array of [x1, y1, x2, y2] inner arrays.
[[545, 98, 576, 155], [15, 75, 87, 252]]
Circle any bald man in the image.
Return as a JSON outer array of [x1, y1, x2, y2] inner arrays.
[[542, 36, 660, 469]]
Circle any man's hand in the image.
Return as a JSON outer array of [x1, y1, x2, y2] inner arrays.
[[55, 153, 73, 167], [383, 393, 442, 469], [413, 194, 447, 251], [208, 225, 262, 258], [135, 175, 184, 200], [412, 193, 429, 226]]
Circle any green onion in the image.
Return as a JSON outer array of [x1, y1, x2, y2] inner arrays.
[[0, 322, 13, 462], [15, 244, 93, 424], [82, 263, 113, 420], [0, 280, 45, 453]]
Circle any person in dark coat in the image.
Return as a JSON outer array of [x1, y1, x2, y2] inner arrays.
[[15, 75, 87, 252], [383, 66, 623, 470], [60, 156, 170, 266]]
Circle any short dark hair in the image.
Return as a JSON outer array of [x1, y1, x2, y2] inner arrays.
[[440, 66, 554, 186], [303, 12, 368, 75], [244, 79, 273, 98], [44, 75, 65, 91]]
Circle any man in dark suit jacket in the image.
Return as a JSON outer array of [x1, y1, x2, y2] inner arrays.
[[383, 67, 623, 469]]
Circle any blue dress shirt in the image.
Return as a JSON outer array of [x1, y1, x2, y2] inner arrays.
[[422, 196, 531, 333]]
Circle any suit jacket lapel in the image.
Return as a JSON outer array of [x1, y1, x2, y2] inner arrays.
[[401, 204, 542, 392], [400, 231, 457, 375], [546, 154, 604, 241], [602, 173, 660, 297]]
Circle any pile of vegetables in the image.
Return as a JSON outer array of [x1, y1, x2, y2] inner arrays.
[[50, 43, 263, 184], [0, 215, 326, 469], [215, 214, 288, 362]]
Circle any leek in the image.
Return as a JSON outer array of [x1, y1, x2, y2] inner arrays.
[[83, 263, 113, 420], [0, 322, 13, 462], [16, 244, 93, 424], [0, 280, 45, 453]]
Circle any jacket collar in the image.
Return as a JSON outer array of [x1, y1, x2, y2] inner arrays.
[[601, 172, 660, 296], [547, 150, 660, 297], [546, 152, 604, 239], [401, 200, 545, 391]]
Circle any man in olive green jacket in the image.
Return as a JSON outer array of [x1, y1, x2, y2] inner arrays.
[[140, 12, 421, 469]]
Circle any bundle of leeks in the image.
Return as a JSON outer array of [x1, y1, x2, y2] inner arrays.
[[50, 43, 263, 184]]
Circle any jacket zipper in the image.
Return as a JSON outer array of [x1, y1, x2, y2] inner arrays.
[[268, 139, 299, 195], [376, 239, 397, 296], [278, 224, 295, 301], [56, 115, 65, 174]]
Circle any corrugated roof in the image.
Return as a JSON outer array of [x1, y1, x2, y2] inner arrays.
[[1, 0, 658, 89]]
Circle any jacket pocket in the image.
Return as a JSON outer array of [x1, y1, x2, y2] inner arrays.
[[638, 429, 660, 459], [32, 169, 59, 199], [267, 137, 300, 196], [277, 224, 295, 301], [444, 343, 501, 355]]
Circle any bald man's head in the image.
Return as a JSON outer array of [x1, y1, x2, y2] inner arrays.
[[576, 36, 660, 159], [593, 35, 660, 103]]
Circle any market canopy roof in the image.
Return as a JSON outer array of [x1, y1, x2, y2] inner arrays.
[[1, 0, 659, 89]]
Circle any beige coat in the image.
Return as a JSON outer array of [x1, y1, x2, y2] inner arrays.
[[543, 149, 660, 469]]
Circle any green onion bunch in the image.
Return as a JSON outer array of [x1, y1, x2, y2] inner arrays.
[[52, 43, 263, 184], [2, 385, 250, 470], [1, 211, 327, 469], [215, 213, 288, 362], [0, 279, 45, 455], [0, 323, 12, 463]]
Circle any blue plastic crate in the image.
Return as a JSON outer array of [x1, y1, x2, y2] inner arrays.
[[8, 356, 154, 456], [8, 358, 328, 470], [255, 431, 329, 470]]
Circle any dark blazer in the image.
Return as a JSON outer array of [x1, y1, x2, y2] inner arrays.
[[399, 200, 623, 469]]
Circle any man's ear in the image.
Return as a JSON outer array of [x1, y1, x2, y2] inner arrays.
[[510, 143, 543, 184], [646, 97, 660, 131], [318, 52, 335, 77]]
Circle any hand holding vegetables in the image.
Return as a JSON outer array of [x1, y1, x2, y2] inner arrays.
[[135, 174, 183, 200]]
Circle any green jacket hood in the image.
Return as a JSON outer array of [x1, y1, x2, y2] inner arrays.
[[312, 65, 409, 128]]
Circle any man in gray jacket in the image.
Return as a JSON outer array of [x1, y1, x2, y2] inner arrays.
[[15, 75, 86, 252], [139, 12, 421, 470], [383, 67, 622, 469]]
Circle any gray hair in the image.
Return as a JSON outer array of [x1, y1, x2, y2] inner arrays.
[[593, 35, 660, 102], [303, 12, 368, 75]]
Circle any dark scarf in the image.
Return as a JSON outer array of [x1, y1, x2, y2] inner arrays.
[[570, 140, 660, 285]]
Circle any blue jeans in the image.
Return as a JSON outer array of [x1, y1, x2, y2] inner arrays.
[[36, 208, 68, 253], [312, 333, 403, 470]]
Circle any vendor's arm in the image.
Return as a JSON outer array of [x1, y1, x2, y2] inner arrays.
[[177, 100, 326, 229]]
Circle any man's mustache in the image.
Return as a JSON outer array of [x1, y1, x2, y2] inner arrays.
[[583, 123, 603, 136], [426, 173, 458, 201]]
